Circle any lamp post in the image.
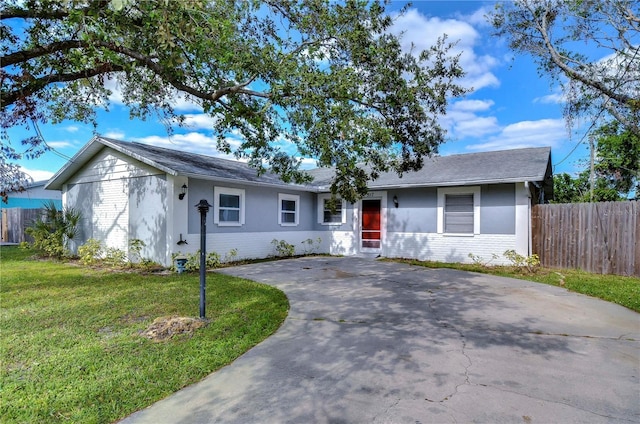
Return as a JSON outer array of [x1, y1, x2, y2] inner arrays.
[[196, 199, 212, 319]]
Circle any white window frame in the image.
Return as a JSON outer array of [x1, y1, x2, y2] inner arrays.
[[317, 194, 346, 225], [213, 187, 245, 226], [278, 193, 300, 226], [437, 186, 480, 235]]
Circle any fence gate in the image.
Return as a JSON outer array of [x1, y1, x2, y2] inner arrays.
[[532, 201, 639, 277]]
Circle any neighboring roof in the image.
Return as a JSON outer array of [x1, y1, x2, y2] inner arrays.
[[307, 147, 553, 189], [45, 136, 552, 192], [46, 136, 302, 190]]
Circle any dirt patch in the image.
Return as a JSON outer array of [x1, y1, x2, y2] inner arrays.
[[139, 316, 208, 342]]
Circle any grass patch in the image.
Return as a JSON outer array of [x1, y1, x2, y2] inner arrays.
[[391, 258, 640, 313], [0, 246, 289, 423]]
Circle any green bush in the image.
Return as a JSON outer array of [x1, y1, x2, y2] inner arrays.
[[103, 247, 127, 267], [172, 250, 222, 272], [78, 238, 103, 265], [503, 249, 540, 273], [25, 201, 81, 258], [224, 248, 238, 263], [128, 238, 146, 264], [271, 239, 295, 257]]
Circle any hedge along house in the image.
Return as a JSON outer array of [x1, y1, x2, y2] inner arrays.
[[45, 136, 552, 267]]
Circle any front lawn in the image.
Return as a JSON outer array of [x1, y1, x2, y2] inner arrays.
[[0, 246, 289, 423], [393, 258, 640, 313]]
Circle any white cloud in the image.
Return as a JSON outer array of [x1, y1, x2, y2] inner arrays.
[[466, 118, 567, 151], [47, 140, 74, 149], [132, 132, 238, 160], [450, 99, 494, 112], [298, 157, 318, 169], [103, 131, 126, 139], [180, 114, 219, 130], [64, 125, 80, 133], [391, 9, 500, 92], [104, 75, 202, 112], [20, 167, 54, 182], [462, 6, 493, 27], [534, 92, 566, 104], [453, 116, 500, 138]]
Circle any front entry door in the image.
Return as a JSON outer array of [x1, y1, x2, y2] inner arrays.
[[361, 199, 381, 250]]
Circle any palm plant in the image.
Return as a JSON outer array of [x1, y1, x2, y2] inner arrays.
[[26, 201, 81, 258]]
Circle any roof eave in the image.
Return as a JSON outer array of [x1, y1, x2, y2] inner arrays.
[[314, 176, 549, 192], [44, 136, 179, 191], [182, 172, 321, 192]]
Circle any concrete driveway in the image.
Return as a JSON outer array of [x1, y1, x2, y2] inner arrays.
[[121, 257, 640, 423]]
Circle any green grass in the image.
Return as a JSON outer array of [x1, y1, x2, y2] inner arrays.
[[0, 246, 289, 424], [391, 258, 640, 313]]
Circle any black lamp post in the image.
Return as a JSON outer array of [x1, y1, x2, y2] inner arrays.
[[196, 199, 212, 319]]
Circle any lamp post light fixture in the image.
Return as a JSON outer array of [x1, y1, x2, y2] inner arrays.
[[196, 199, 212, 319], [178, 184, 188, 200]]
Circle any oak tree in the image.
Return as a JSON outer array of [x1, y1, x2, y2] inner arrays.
[[1, 0, 466, 202], [491, 0, 640, 136]]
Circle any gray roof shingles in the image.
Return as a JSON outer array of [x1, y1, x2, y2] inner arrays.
[[308, 147, 552, 188], [46, 136, 551, 191]]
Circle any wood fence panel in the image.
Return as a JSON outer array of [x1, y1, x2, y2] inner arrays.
[[0, 208, 44, 244], [532, 201, 639, 277]]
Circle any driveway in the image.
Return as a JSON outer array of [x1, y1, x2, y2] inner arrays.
[[121, 257, 640, 423]]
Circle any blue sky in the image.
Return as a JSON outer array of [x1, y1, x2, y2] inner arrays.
[[7, 0, 593, 183]]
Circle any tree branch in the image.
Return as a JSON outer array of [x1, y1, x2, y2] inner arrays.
[[535, 3, 633, 106], [2, 63, 124, 106], [2, 40, 85, 67]]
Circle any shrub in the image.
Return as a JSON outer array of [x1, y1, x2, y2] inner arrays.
[[503, 249, 540, 273], [271, 239, 295, 257], [301, 237, 322, 254], [25, 201, 81, 258], [128, 239, 146, 264], [172, 250, 221, 272], [224, 248, 238, 263], [78, 238, 103, 265], [467, 252, 499, 267], [103, 247, 127, 267]]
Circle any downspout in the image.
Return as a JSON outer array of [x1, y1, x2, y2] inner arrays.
[[525, 181, 532, 256]]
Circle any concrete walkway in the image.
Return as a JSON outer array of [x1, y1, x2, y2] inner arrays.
[[121, 257, 640, 423]]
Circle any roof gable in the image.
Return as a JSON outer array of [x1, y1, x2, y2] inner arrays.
[[45, 136, 297, 190]]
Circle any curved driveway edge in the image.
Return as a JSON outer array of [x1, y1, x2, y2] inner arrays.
[[121, 257, 640, 423]]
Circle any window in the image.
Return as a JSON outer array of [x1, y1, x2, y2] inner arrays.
[[214, 187, 245, 226], [437, 186, 480, 235], [318, 194, 347, 225], [444, 194, 474, 233], [278, 193, 299, 226], [323, 198, 342, 223], [317, 194, 346, 224]]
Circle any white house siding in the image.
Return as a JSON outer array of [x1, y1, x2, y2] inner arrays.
[[514, 182, 532, 256], [128, 175, 168, 265], [175, 230, 329, 263], [63, 148, 166, 257], [326, 230, 358, 256], [92, 178, 129, 251], [384, 232, 517, 265]]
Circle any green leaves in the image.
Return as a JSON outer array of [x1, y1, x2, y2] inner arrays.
[[2, 0, 465, 202]]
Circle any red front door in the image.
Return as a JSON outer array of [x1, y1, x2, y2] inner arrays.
[[361, 199, 381, 249]]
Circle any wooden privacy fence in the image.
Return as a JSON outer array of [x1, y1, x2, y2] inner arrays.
[[1, 208, 44, 244], [532, 201, 639, 277]]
